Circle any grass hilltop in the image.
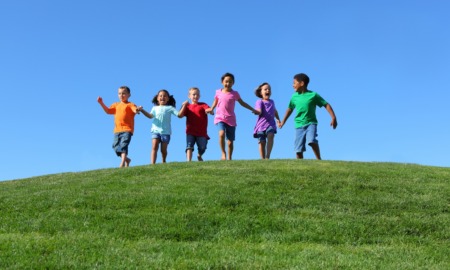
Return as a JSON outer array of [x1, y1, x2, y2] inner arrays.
[[1, 160, 449, 269]]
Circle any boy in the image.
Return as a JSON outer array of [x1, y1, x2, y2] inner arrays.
[[179, 87, 214, 161], [278, 73, 338, 159], [97, 86, 141, 167]]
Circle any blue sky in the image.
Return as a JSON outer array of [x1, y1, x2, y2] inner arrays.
[[1, 0, 449, 181]]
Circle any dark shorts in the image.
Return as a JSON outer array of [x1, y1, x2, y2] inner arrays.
[[217, 122, 236, 141], [186, 135, 208, 155], [254, 126, 277, 143], [112, 132, 132, 156], [152, 133, 171, 143]]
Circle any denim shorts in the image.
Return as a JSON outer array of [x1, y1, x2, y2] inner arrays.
[[294, 124, 318, 153], [186, 135, 208, 155], [254, 126, 277, 143], [152, 133, 171, 143], [217, 122, 236, 141], [112, 132, 132, 156]]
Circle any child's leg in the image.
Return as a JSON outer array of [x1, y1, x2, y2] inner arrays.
[[119, 152, 127, 167], [294, 126, 308, 159], [120, 152, 131, 167], [218, 130, 226, 160], [196, 137, 207, 162], [151, 139, 160, 164], [160, 142, 168, 163], [258, 141, 266, 159], [306, 124, 321, 160], [309, 143, 321, 160], [114, 132, 132, 167], [225, 125, 236, 160], [186, 135, 194, 162], [227, 140, 233, 160], [266, 132, 275, 159], [186, 149, 193, 161]]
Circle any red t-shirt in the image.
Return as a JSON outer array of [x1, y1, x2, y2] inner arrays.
[[182, 102, 210, 139]]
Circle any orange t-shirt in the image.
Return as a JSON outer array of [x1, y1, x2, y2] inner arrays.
[[109, 102, 137, 134]]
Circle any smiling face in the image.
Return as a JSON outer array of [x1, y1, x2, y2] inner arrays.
[[118, 87, 130, 102], [189, 88, 200, 104], [293, 79, 304, 92], [222, 76, 234, 90], [260, 84, 271, 100], [157, 90, 169, 105]]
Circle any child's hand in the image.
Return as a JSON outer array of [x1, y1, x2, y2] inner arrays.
[[182, 100, 189, 106], [97, 96, 103, 103], [330, 118, 338, 129], [252, 109, 261, 115], [136, 106, 143, 114]]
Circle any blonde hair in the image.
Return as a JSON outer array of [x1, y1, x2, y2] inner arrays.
[[189, 87, 200, 93]]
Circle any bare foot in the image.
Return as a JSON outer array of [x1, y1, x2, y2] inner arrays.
[[125, 158, 131, 167], [197, 155, 203, 161], [221, 154, 226, 160]]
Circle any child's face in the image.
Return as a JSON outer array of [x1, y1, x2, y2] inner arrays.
[[157, 91, 169, 105], [293, 79, 304, 91], [118, 88, 130, 102], [189, 89, 200, 103], [222, 76, 234, 89], [261, 84, 271, 100]]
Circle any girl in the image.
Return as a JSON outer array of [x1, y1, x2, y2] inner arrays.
[[141, 89, 188, 164], [253, 82, 280, 159], [206, 72, 260, 160]]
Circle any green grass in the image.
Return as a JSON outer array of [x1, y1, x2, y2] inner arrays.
[[1, 160, 449, 269]]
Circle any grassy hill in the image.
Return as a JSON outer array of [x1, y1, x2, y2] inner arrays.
[[1, 160, 449, 269]]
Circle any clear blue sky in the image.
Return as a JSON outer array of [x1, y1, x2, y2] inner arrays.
[[2, 0, 449, 181]]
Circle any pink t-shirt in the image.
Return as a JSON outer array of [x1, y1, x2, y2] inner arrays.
[[213, 89, 241, 126]]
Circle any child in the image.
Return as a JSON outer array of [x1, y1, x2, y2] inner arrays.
[[278, 73, 338, 160], [179, 87, 214, 161], [140, 89, 187, 164], [97, 86, 141, 168], [253, 82, 281, 159], [205, 72, 260, 160]]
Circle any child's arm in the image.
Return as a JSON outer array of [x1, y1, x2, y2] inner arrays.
[[133, 105, 142, 114], [177, 100, 189, 118], [278, 108, 293, 128], [325, 104, 338, 129], [275, 109, 281, 126], [205, 98, 218, 114], [97, 96, 114, 114], [140, 108, 153, 119], [237, 98, 260, 115]]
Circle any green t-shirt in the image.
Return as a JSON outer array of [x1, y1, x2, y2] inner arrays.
[[288, 90, 328, 128]]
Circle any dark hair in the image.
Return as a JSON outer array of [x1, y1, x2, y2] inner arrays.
[[152, 89, 176, 107], [255, 82, 271, 98], [293, 73, 310, 88], [119, 86, 131, 93], [221, 72, 235, 83]]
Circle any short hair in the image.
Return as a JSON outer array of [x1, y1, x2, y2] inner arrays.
[[255, 82, 270, 98], [221, 72, 235, 83], [293, 73, 310, 88], [189, 87, 200, 93], [119, 86, 131, 93]]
